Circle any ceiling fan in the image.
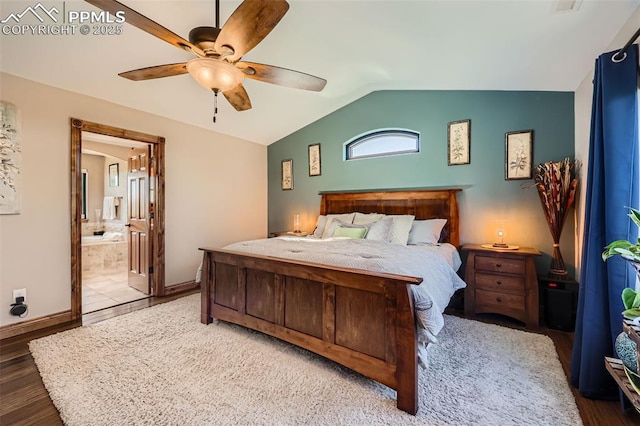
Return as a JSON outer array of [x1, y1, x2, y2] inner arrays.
[[85, 0, 327, 119]]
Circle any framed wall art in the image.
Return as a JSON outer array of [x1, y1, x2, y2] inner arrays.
[[308, 143, 321, 176], [447, 119, 470, 165], [281, 159, 293, 190], [505, 129, 534, 180], [0, 101, 22, 214], [108, 163, 119, 187]]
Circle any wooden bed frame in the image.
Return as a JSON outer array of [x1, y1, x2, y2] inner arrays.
[[200, 188, 461, 414]]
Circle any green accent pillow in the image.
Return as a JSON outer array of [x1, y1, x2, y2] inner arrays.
[[333, 225, 368, 239]]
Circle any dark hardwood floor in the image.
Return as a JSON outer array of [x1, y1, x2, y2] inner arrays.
[[0, 289, 199, 426], [1, 291, 638, 425]]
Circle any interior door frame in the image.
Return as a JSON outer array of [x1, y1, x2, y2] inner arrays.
[[70, 118, 166, 321]]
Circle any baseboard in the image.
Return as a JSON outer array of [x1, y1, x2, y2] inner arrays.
[[0, 310, 74, 341], [0, 282, 199, 340], [163, 280, 199, 295]]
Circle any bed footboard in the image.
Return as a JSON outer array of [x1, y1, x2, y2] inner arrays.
[[200, 248, 422, 415]]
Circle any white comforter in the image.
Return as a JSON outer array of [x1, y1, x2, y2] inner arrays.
[[222, 237, 466, 364]]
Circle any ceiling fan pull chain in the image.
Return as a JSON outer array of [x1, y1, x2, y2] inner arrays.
[[215, 0, 220, 29], [213, 90, 219, 123]]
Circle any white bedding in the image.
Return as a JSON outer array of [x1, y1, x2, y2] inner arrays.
[[218, 236, 466, 366]]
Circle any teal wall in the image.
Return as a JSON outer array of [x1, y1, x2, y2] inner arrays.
[[267, 90, 576, 275]]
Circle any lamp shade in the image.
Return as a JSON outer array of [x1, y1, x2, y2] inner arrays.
[[186, 58, 244, 92]]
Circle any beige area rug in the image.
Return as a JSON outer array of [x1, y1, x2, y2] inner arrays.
[[30, 294, 582, 425]]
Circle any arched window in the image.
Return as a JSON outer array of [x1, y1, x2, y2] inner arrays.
[[345, 129, 420, 160]]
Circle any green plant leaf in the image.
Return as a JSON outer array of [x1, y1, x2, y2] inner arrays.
[[614, 247, 636, 257], [602, 207, 640, 263], [623, 308, 640, 320], [629, 208, 640, 228], [623, 287, 640, 309], [606, 240, 633, 250]]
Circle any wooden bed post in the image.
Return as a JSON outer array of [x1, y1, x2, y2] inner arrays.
[[200, 251, 212, 324], [395, 284, 418, 415]]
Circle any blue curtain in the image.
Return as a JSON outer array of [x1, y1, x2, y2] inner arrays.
[[571, 44, 639, 398]]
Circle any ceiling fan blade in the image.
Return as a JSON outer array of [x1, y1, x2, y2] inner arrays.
[[223, 84, 252, 111], [236, 62, 326, 92], [119, 63, 188, 81], [215, 0, 289, 62], [85, 0, 204, 56]]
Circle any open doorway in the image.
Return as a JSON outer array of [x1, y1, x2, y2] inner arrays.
[[70, 119, 165, 321], [80, 133, 151, 312]]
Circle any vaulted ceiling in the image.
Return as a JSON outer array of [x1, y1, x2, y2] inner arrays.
[[1, 0, 638, 145]]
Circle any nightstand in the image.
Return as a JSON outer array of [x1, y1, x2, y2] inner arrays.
[[269, 231, 310, 238], [463, 244, 541, 329]]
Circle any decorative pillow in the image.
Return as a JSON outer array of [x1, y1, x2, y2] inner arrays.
[[324, 218, 366, 238], [333, 225, 368, 239], [408, 219, 447, 245], [388, 215, 415, 245], [353, 212, 386, 225], [365, 217, 394, 242], [321, 213, 356, 238], [312, 215, 327, 238], [439, 226, 449, 243]]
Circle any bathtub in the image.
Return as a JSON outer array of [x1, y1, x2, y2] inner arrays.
[[81, 232, 124, 245], [81, 233, 127, 274]]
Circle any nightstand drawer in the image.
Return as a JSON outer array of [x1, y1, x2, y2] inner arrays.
[[475, 272, 524, 294], [475, 256, 525, 275], [475, 289, 525, 311]]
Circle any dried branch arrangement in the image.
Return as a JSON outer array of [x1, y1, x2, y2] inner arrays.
[[534, 158, 579, 277]]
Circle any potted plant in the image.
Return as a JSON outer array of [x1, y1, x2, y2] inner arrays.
[[603, 207, 640, 375]]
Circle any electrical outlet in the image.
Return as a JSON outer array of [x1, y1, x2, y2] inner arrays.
[[13, 288, 26, 304]]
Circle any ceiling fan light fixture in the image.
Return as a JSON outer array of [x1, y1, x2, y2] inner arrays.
[[187, 58, 244, 92]]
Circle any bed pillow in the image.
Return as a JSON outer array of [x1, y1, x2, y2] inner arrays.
[[353, 212, 386, 225], [321, 213, 356, 238], [333, 225, 368, 239], [312, 215, 327, 238], [365, 217, 394, 242], [388, 215, 415, 245], [324, 218, 365, 238], [408, 219, 448, 245]]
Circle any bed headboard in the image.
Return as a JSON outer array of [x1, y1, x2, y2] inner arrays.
[[319, 188, 462, 247]]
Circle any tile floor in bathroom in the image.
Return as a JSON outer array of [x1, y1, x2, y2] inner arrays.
[[82, 271, 149, 313]]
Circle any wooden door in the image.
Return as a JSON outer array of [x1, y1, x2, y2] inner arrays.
[[127, 147, 151, 294]]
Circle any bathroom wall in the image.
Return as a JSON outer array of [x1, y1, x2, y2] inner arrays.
[[81, 153, 104, 225], [102, 155, 127, 227]]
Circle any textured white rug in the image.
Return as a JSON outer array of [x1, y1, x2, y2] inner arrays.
[[30, 294, 582, 426]]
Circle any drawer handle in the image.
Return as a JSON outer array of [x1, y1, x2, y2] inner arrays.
[[496, 297, 502, 302], [496, 280, 502, 285], [495, 263, 502, 268]]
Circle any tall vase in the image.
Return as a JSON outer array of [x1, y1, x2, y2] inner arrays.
[[549, 240, 567, 278]]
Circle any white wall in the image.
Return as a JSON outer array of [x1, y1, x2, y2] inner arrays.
[[0, 73, 267, 325], [574, 9, 640, 280]]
